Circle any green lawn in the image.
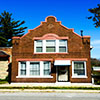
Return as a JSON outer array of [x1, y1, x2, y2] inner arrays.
[[0, 86, 100, 90]]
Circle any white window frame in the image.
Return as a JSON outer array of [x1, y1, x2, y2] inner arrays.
[[29, 62, 40, 76], [18, 61, 27, 77], [34, 39, 68, 53], [17, 61, 53, 78], [59, 40, 67, 53], [43, 61, 51, 76], [46, 40, 56, 53], [34, 40, 43, 53], [72, 61, 87, 78]]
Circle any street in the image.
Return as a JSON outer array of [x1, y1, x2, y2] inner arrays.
[[0, 92, 100, 100]]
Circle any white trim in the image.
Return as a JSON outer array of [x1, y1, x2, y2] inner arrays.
[[40, 61, 43, 76], [18, 61, 27, 76], [16, 76, 53, 78], [72, 61, 87, 78], [18, 62, 20, 76], [34, 40, 36, 53], [43, 40, 46, 53], [26, 61, 30, 76], [56, 40, 59, 53], [34, 39, 68, 53], [17, 61, 53, 78], [72, 76, 87, 78], [66, 40, 68, 52], [56, 66, 58, 82]]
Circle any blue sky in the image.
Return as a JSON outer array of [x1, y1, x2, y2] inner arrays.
[[0, 0, 100, 59]]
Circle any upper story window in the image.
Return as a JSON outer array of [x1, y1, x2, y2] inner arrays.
[[36, 40, 43, 52], [34, 39, 67, 53], [46, 40, 56, 52], [59, 40, 67, 52]]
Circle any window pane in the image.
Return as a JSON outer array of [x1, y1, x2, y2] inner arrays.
[[74, 62, 85, 76], [36, 40, 42, 46], [59, 47, 66, 52], [21, 70, 26, 75], [44, 61, 50, 75], [46, 47, 55, 52], [30, 62, 40, 75], [59, 40, 67, 46], [46, 40, 55, 46], [36, 47, 42, 52], [44, 70, 50, 75], [20, 62, 26, 75], [44, 62, 50, 69]]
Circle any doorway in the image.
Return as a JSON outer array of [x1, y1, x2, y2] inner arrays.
[[57, 66, 69, 82]]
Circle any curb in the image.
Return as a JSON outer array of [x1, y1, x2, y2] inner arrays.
[[0, 89, 100, 93]]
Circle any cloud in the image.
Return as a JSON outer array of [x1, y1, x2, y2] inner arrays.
[[91, 40, 100, 45]]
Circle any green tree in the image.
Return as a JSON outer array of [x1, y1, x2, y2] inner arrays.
[[88, 4, 100, 28], [91, 58, 100, 67], [0, 11, 27, 47]]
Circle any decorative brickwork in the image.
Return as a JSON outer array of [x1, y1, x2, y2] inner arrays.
[[12, 16, 91, 83]]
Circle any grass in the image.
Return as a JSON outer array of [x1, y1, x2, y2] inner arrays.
[[0, 81, 8, 84], [0, 77, 8, 84], [0, 86, 100, 90]]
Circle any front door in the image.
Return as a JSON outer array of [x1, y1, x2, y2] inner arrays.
[[57, 66, 69, 82]]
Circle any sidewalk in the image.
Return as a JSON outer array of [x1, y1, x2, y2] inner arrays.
[[0, 82, 100, 87], [0, 83, 100, 93], [0, 89, 100, 93]]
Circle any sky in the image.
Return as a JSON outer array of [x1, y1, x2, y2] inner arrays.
[[0, 0, 100, 59]]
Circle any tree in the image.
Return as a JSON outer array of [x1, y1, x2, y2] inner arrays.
[[88, 4, 100, 28], [91, 58, 100, 67], [0, 11, 27, 47]]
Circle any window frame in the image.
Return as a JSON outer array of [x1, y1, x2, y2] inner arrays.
[[43, 61, 51, 76], [19, 62, 27, 76], [34, 39, 68, 53], [72, 61, 87, 78], [17, 61, 53, 78], [46, 40, 56, 53], [59, 40, 67, 53], [30, 62, 40, 76], [35, 40, 43, 53]]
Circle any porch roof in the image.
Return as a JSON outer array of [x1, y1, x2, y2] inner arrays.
[[0, 51, 10, 57]]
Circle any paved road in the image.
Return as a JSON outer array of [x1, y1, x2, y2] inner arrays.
[[0, 92, 100, 100]]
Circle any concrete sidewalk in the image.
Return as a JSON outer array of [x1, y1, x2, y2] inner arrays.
[[0, 82, 100, 87], [0, 89, 100, 93], [0, 83, 100, 93]]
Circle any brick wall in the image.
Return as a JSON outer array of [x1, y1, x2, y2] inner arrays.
[[12, 16, 91, 83]]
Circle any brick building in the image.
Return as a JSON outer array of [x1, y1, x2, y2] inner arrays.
[[12, 16, 92, 83]]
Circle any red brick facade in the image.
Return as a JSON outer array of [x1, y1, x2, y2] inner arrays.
[[12, 16, 91, 83]]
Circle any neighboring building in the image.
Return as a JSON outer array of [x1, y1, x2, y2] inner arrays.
[[12, 16, 92, 83], [92, 66, 100, 84], [0, 47, 12, 79], [92, 66, 100, 72]]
